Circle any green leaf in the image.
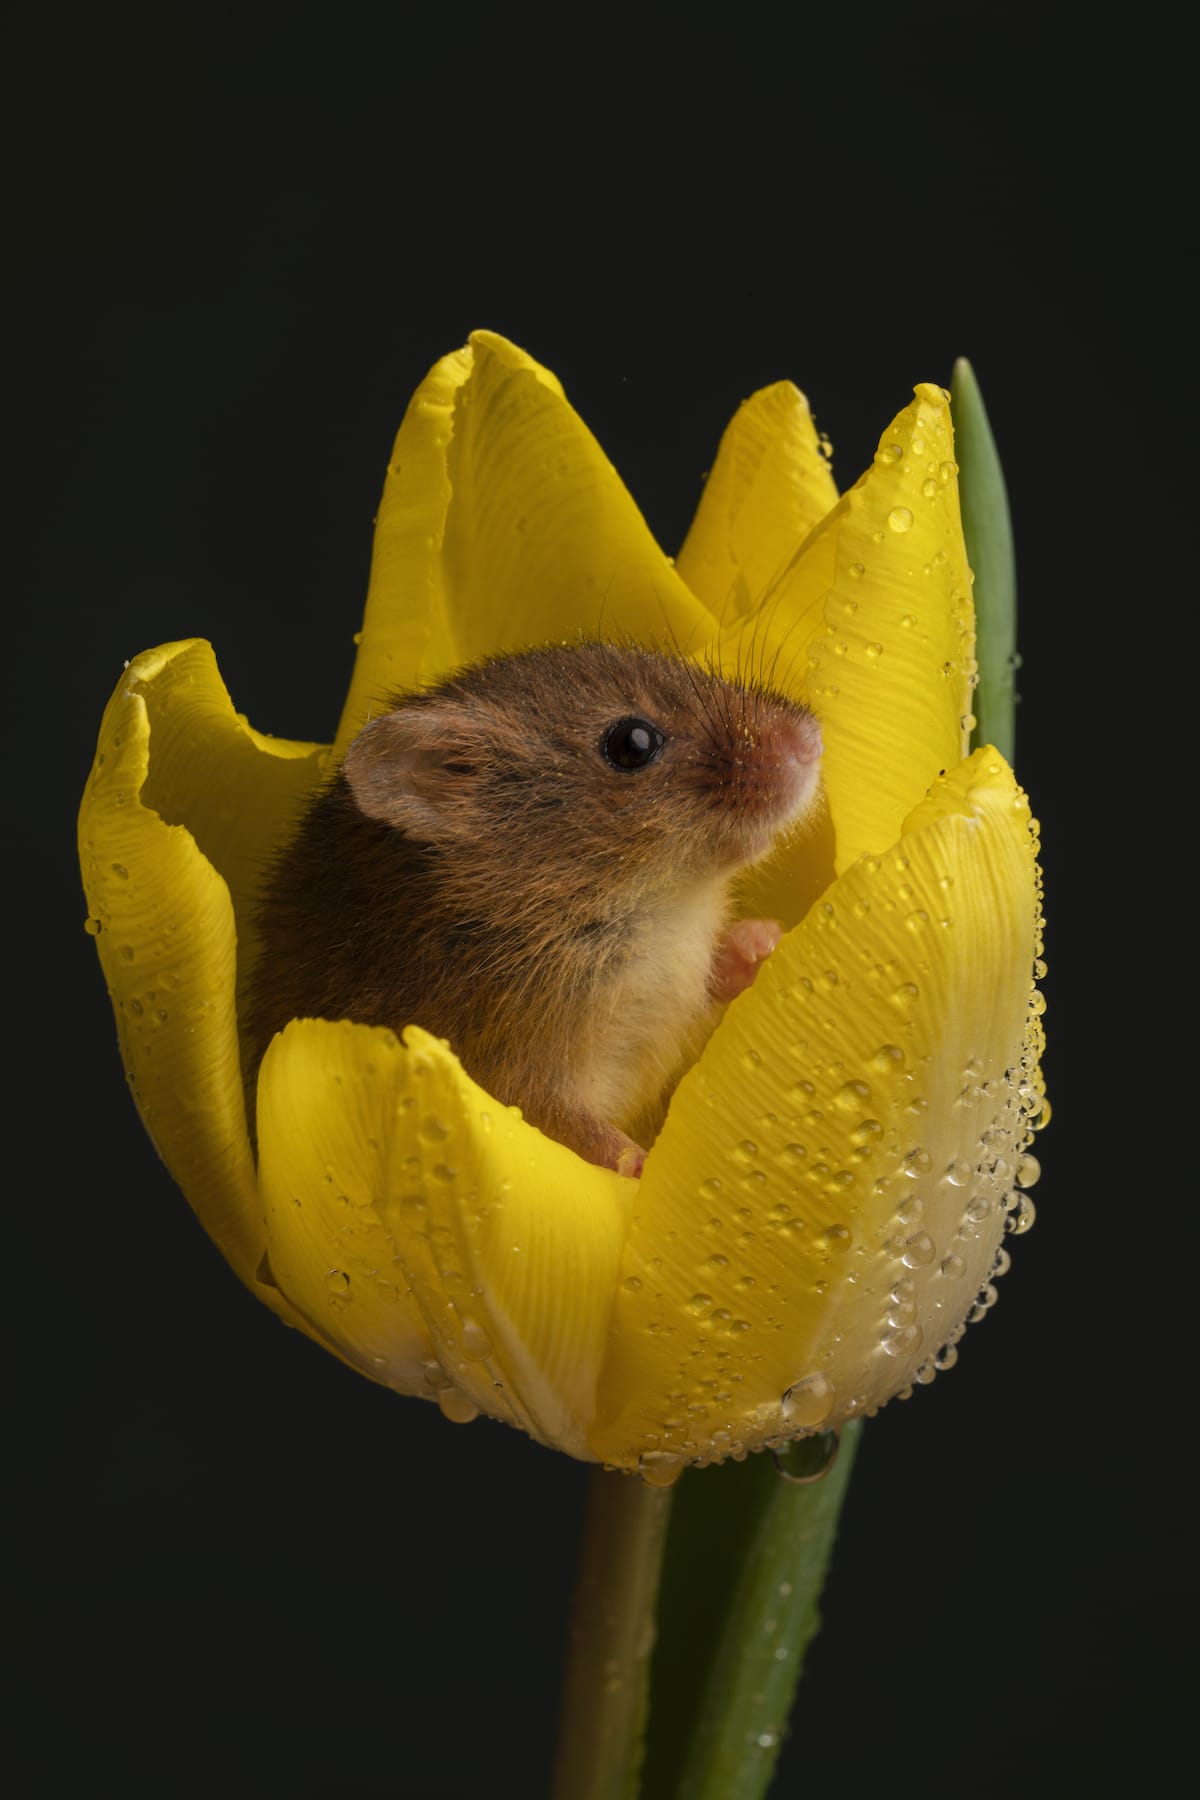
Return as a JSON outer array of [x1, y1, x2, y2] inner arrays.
[[952, 358, 1018, 765], [641, 1422, 861, 1799]]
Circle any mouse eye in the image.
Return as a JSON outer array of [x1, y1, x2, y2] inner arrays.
[[600, 716, 666, 771]]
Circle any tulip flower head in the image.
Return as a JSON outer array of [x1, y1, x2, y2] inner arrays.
[[78, 332, 1046, 1479]]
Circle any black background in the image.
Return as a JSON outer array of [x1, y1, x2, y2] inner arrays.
[[10, 4, 1180, 1796]]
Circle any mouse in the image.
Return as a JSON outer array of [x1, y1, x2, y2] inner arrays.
[[246, 642, 824, 1176]]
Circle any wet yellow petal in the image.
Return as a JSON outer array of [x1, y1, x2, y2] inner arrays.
[[125, 639, 328, 1014], [256, 1020, 437, 1392], [374, 1029, 632, 1458], [720, 385, 974, 886], [588, 748, 1042, 1471], [78, 645, 317, 1321], [675, 381, 839, 624], [334, 332, 714, 758]]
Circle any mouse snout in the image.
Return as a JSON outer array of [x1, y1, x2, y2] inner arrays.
[[765, 707, 824, 823]]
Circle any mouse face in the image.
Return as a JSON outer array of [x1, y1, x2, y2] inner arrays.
[[341, 643, 823, 904]]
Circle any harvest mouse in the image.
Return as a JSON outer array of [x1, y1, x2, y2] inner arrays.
[[246, 642, 823, 1175]]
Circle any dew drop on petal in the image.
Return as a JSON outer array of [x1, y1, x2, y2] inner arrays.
[[781, 1372, 836, 1431], [900, 1232, 936, 1268], [460, 1319, 492, 1361], [881, 1323, 924, 1357], [436, 1388, 480, 1425], [888, 506, 914, 533], [639, 1452, 686, 1488]]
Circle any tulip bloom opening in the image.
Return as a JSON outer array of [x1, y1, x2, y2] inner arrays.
[[78, 332, 1046, 1477]]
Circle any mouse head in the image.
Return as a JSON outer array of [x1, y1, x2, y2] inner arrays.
[[341, 644, 823, 890]]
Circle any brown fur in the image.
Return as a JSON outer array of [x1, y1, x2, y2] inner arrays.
[[245, 643, 822, 1169]]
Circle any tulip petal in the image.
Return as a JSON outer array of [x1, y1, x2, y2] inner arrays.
[[78, 644, 321, 1324], [255, 1020, 438, 1392], [720, 385, 975, 904], [588, 749, 1043, 1471], [334, 332, 715, 757], [675, 381, 839, 625], [373, 1029, 633, 1458]]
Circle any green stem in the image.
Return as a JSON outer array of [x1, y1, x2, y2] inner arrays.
[[951, 357, 1018, 764], [642, 1425, 861, 1800], [552, 1469, 676, 1800]]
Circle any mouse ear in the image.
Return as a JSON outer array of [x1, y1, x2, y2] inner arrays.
[[341, 704, 486, 842]]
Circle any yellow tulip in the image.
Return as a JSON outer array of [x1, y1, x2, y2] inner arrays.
[[78, 331, 1045, 1477]]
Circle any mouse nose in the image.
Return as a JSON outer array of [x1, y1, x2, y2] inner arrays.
[[773, 709, 824, 820], [780, 711, 823, 768]]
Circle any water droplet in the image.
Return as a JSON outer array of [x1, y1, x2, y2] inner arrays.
[[873, 1044, 905, 1072], [110, 862, 129, 880], [119, 945, 135, 963], [83, 917, 102, 936], [688, 1292, 714, 1315], [848, 560, 865, 580], [325, 1268, 351, 1309], [420, 1115, 449, 1143], [1004, 1194, 1037, 1235], [921, 478, 938, 499], [781, 1371, 836, 1431], [900, 1231, 936, 1268], [436, 1388, 480, 1425], [1015, 1152, 1041, 1188], [888, 506, 914, 533], [460, 1319, 492, 1361], [941, 1253, 966, 1280], [639, 1452, 686, 1488], [890, 982, 919, 1009], [773, 1430, 840, 1483], [881, 1322, 923, 1357], [734, 1140, 759, 1163], [877, 442, 904, 465], [943, 1159, 972, 1187], [934, 1343, 959, 1371], [836, 1079, 872, 1111], [822, 1225, 852, 1254], [622, 1275, 643, 1293]]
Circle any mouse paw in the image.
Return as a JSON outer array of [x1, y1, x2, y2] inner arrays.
[[615, 1144, 647, 1181], [711, 918, 785, 1001]]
